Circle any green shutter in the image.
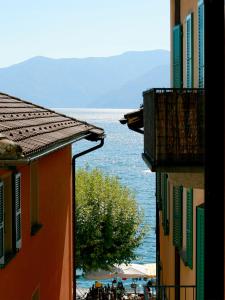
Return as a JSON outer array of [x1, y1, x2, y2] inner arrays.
[[162, 174, 169, 235], [0, 182, 4, 264], [173, 24, 183, 88], [14, 173, 22, 250], [198, 1, 204, 88], [186, 13, 193, 88], [156, 172, 162, 210], [196, 205, 204, 300], [173, 186, 183, 249], [186, 188, 193, 268]]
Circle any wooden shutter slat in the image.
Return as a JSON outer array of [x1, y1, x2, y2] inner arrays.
[[0, 182, 4, 264], [186, 14, 193, 88], [156, 172, 162, 210], [196, 205, 204, 300], [173, 24, 183, 88], [173, 186, 183, 249], [162, 174, 169, 235], [198, 2, 204, 87], [186, 188, 193, 268], [14, 173, 22, 250]]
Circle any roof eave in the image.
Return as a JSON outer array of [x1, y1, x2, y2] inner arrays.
[[0, 130, 104, 167]]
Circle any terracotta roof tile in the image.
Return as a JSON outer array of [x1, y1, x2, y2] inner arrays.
[[0, 92, 104, 159]]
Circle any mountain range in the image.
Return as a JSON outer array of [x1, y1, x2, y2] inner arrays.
[[0, 50, 170, 108]]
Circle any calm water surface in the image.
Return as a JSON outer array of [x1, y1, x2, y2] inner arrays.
[[56, 108, 156, 289]]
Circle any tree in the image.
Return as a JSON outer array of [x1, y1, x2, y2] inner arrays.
[[76, 168, 148, 272]]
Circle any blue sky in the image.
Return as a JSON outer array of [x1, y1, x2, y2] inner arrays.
[[0, 1, 170, 67]]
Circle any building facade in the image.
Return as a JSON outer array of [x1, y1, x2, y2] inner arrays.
[[121, 0, 205, 299], [0, 93, 104, 300]]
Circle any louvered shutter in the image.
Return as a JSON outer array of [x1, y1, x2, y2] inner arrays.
[[196, 205, 204, 300], [0, 182, 4, 264], [198, 0, 204, 88], [173, 186, 183, 249], [14, 173, 22, 250], [173, 24, 183, 88], [186, 13, 193, 88], [156, 172, 162, 210], [186, 188, 193, 268], [162, 174, 169, 235]]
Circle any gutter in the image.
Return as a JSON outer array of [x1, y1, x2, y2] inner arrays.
[[72, 136, 105, 300], [0, 133, 92, 167]]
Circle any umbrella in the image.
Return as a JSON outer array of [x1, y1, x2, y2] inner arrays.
[[84, 265, 124, 280], [114, 263, 156, 279], [84, 263, 156, 280]]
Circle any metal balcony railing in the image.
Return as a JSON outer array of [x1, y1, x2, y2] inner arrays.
[[144, 285, 196, 300], [142, 88, 205, 172]]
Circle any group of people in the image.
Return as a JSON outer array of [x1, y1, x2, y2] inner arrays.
[[85, 281, 125, 300]]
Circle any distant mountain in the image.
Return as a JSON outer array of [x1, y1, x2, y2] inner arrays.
[[90, 65, 170, 108], [0, 50, 170, 108]]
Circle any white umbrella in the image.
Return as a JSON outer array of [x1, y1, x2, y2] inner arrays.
[[114, 263, 156, 279], [84, 263, 156, 280]]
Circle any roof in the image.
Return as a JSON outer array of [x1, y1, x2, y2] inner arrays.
[[0, 92, 104, 160], [119, 108, 143, 134]]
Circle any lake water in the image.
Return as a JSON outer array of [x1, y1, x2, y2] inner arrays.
[[56, 108, 156, 290]]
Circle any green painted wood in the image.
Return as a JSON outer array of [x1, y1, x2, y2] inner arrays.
[[198, 1, 204, 88], [186, 188, 193, 268], [173, 186, 183, 249], [156, 172, 162, 210], [0, 182, 4, 265], [162, 174, 169, 235], [196, 205, 204, 300], [14, 173, 22, 250], [173, 24, 183, 88], [186, 13, 193, 88]]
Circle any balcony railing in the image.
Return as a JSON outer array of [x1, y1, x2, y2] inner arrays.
[[144, 285, 196, 300], [142, 88, 205, 172]]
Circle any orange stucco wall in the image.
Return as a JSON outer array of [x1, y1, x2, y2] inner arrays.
[[179, 189, 204, 300], [159, 177, 204, 298], [0, 145, 73, 300]]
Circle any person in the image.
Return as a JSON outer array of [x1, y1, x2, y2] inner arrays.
[[95, 281, 102, 288]]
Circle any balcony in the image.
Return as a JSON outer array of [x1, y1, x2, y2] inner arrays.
[[142, 88, 205, 172]]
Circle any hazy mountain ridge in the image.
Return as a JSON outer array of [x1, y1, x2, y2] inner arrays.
[[0, 50, 170, 108]]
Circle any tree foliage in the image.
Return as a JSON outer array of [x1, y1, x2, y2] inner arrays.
[[76, 168, 148, 272]]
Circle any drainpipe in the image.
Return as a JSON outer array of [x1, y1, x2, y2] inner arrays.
[[72, 137, 105, 300]]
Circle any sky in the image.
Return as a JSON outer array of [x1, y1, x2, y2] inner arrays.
[[0, 1, 170, 68]]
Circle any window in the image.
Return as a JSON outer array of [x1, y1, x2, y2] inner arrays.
[[198, 0, 204, 87], [186, 13, 193, 88], [0, 172, 22, 267], [173, 24, 183, 88], [30, 161, 42, 235]]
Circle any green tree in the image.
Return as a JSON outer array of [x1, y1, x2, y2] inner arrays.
[[76, 168, 148, 272]]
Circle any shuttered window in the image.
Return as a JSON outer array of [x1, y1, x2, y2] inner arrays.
[[186, 13, 193, 88], [0, 182, 4, 265], [173, 186, 183, 250], [162, 174, 169, 235], [196, 205, 204, 300], [173, 24, 183, 88], [186, 188, 193, 268], [198, 0, 204, 88], [13, 173, 22, 250], [156, 172, 162, 210]]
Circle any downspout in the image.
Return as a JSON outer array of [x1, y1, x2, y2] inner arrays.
[[72, 137, 105, 300]]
